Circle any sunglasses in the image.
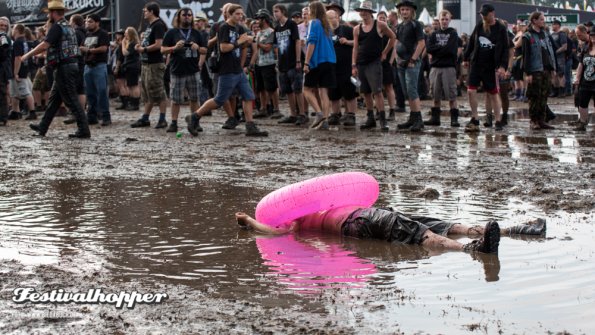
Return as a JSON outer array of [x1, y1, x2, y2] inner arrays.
[[181, 13, 193, 17]]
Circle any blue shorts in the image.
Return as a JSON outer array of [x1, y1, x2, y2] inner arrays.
[[213, 73, 255, 107], [397, 59, 421, 100]]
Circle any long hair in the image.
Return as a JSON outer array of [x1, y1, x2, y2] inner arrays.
[[482, 15, 491, 34], [124, 26, 140, 50], [309, 1, 331, 36], [398, 8, 417, 21], [528, 11, 542, 32], [172, 7, 192, 29]]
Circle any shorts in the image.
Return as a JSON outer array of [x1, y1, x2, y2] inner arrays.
[[468, 65, 498, 93], [578, 89, 595, 109], [278, 68, 303, 94], [141, 62, 167, 104], [382, 61, 393, 86], [125, 66, 140, 86], [170, 72, 201, 104], [213, 72, 255, 107], [357, 59, 383, 94], [9, 78, 32, 99], [512, 58, 523, 81], [32, 68, 49, 92], [328, 73, 358, 101], [304, 62, 336, 88], [429, 67, 457, 101], [254, 64, 278, 93], [341, 208, 430, 245], [397, 59, 421, 100]]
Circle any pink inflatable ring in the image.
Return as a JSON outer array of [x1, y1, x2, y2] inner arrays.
[[255, 172, 379, 227]]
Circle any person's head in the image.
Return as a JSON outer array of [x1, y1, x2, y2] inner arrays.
[[325, 1, 345, 18], [326, 10, 339, 29], [143, 2, 160, 21], [309, 1, 330, 34], [377, 11, 387, 23], [589, 26, 595, 50], [114, 30, 124, 42], [576, 24, 588, 42], [35, 26, 46, 39], [24, 27, 33, 41], [479, 4, 495, 25], [125, 26, 139, 44], [356, 1, 376, 21], [439, 10, 452, 30], [432, 18, 439, 30], [272, 4, 288, 21], [12, 24, 25, 38], [291, 12, 302, 24], [85, 14, 101, 32], [70, 14, 84, 28], [302, 7, 310, 23], [194, 14, 207, 30], [173, 7, 193, 28], [256, 13, 272, 29], [388, 10, 398, 25], [552, 19, 561, 32], [396, 0, 417, 21], [227, 4, 244, 24], [529, 11, 545, 31]]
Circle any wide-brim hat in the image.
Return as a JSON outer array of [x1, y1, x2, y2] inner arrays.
[[396, 0, 417, 11], [43, 0, 68, 12], [326, 1, 345, 16], [355, 1, 377, 13]]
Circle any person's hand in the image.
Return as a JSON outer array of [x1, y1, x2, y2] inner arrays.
[[235, 212, 252, 230], [135, 44, 143, 52], [295, 62, 301, 71], [408, 59, 416, 68], [15, 76, 21, 82], [79, 46, 88, 53], [573, 79, 579, 86], [463, 61, 469, 68], [497, 67, 506, 78], [175, 40, 184, 50], [339, 37, 348, 45], [505, 70, 511, 79], [381, 52, 387, 62], [191, 42, 199, 51], [352, 67, 358, 77], [238, 33, 253, 45], [303, 64, 310, 74], [526, 75, 532, 84]]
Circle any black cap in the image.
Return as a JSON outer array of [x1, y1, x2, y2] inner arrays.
[[479, 4, 495, 16], [114, 29, 124, 35], [552, 19, 561, 25], [585, 21, 594, 27], [291, 11, 302, 18]]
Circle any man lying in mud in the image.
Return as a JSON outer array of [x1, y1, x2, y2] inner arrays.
[[235, 206, 546, 254]]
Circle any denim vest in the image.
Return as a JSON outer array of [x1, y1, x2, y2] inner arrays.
[[523, 30, 556, 74], [47, 19, 80, 67]]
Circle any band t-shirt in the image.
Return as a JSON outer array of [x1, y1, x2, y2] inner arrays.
[[141, 19, 167, 63], [12, 37, 29, 78], [274, 18, 300, 72], [218, 22, 246, 75], [580, 53, 595, 90], [163, 28, 205, 75], [332, 25, 354, 76], [475, 24, 499, 68], [83, 29, 110, 65], [396, 20, 424, 61]]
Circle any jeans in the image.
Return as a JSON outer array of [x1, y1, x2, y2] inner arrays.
[[84, 63, 110, 122], [564, 58, 573, 94], [392, 67, 405, 108], [397, 59, 421, 101], [213, 72, 255, 107]]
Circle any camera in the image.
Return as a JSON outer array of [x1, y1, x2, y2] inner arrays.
[[184, 42, 192, 48]]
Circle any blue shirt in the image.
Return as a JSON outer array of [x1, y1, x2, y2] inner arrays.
[[306, 19, 336, 69]]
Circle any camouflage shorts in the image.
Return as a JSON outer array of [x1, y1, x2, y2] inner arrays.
[[141, 63, 167, 104]]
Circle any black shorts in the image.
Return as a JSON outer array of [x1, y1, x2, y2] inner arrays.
[[468, 65, 498, 93], [341, 208, 431, 245], [304, 62, 336, 88], [382, 61, 393, 86], [125, 67, 140, 86], [578, 89, 595, 108], [328, 73, 358, 101], [254, 64, 278, 93]]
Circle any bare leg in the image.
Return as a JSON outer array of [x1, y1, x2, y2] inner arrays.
[[171, 104, 180, 121], [468, 89, 478, 119], [488, 92, 502, 122], [286, 92, 297, 115], [421, 230, 464, 251], [374, 91, 386, 113]]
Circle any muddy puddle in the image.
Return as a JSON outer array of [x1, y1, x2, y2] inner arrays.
[[1, 178, 593, 334]]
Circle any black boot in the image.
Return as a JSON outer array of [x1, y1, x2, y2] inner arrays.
[[424, 107, 441, 126], [545, 105, 556, 123], [126, 97, 140, 111], [387, 108, 395, 121], [116, 96, 128, 110], [450, 108, 460, 127], [397, 111, 415, 129], [25, 110, 37, 120], [410, 111, 424, 132], [508, 218, 546, 236], [360, 110, 376, 130], [501, 111, 508, 126], [378, 111, 389, 131]]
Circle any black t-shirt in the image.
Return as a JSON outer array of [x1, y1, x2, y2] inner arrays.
[[274, 18, 300, 72], [12, 37, 30, 78], [396, 20, 424, 60], [123, 42, 140, 69], [141, 19, 167, 64], [475, 24, 499, 67], [45, 23, 62, 47], [74, 27, 85, 66], [83, 29, 110, 65], [580, 53, 595, 90], [332, 24, 354, 76], [163, 28, 206, 75], [218, 22, 246, 75]]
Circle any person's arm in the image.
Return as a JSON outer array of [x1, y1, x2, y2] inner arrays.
[[304, 43, 315, 74], [574, 62, 583, 85], [351, 25, 359, 76], [556, 33, 567, 54], [522, 35, 532, 83], [425, 32, 440, 54], [379, 21, 395, 62], [235, 212, 294, 234], [21, 41, 49, 62], [294, 24, 302, 70], [249, 42, 258, 67], [409, 22, 425, 64]]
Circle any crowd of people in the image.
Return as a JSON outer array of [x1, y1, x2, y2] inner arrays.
[[0, 0, 591, 138]]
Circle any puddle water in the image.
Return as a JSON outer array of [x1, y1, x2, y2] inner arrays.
[[1, 179, 594, 333]]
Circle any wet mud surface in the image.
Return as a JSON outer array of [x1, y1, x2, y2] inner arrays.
[[0, 97, 594, 334]]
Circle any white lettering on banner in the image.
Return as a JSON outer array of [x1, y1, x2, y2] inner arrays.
[[6, 0, 42, 14], [64, 0, 105, 9]]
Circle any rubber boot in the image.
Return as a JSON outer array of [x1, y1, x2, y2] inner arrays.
[[424, 107, 441, 126], [24, 110, 37, 120], [378, 111, 389, 132], [545, 105, 556, 123], [450, 108, 460, 127], [116, 96, 128, 110], [501, 111, 509, 126], [410, 111, 424, 132], [397, 111, 415, 129], [387, 109, 396, 121], [126, 97, 140, 111], [360, 110, 376, 130]]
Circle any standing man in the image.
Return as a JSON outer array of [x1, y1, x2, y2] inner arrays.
[[0, 17, 11, 126], [393, 0, 425, 132], [62, 14, 87, 125], [352, 1, 396, 131], [80, 14, 110, 126], [424, 10, 461, 127], [462, 4, 509, 132], [549, 19, 567, 98], [161, 7, 206, 134], [187, 4, 268, 137], [9, 24, 36, 120], [522, 12, 556, 130], [273, 4, 306, 125], [131, 2, 168, 129], [23, 0, 90, 138]]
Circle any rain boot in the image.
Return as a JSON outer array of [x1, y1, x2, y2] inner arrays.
[[424, 107, 441, 126], [360, 110, 376, 130], [397, 111, 415, 129], [410, 111, 424, 132], [378, 111, 389, 132], [387, 108, 396, 121], [116, 96, 128, 110], [450, 108, 460, 127]]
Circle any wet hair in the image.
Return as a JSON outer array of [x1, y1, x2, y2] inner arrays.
[[273, 4, 288, 18], [71, 14, 84, 27], [144, 2, 160, 17], [173, 7, 193, 28], [309, 1, 331, 36], [227, 4, 243, 17]]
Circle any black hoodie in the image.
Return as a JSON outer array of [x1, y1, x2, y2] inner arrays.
[[426, 27, 460, 68]]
